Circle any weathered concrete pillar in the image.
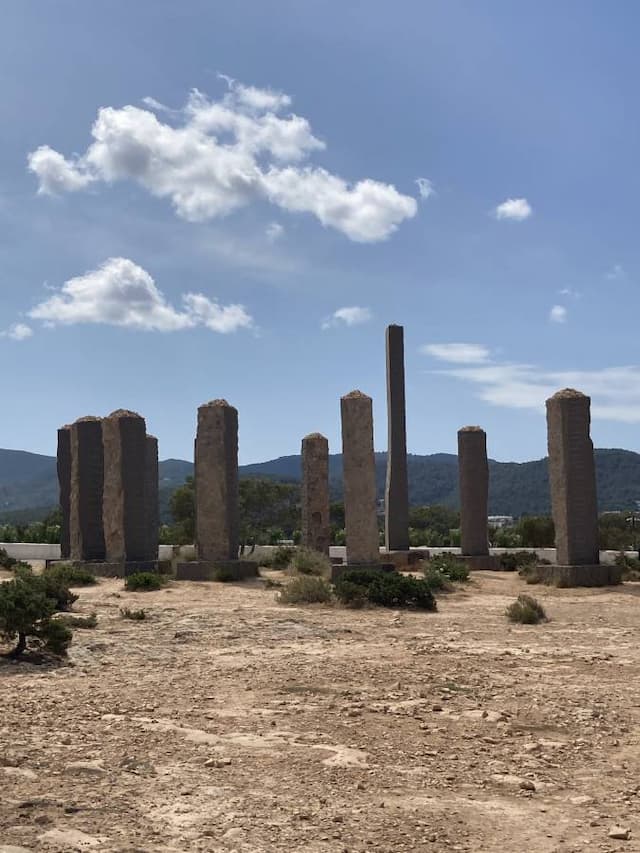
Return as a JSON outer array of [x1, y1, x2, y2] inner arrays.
[[195, 399, 239, 561], [301, 433, 330, 555], [385, 324, 410, 552], [69, 417, 105, 562], [102, 410, 148, 563], [546, 389, 599, 567], [341, 390, 379, 564], [458, 426, 489, 557], [145, 435, 159, 562], [57, 425, 71, 560]]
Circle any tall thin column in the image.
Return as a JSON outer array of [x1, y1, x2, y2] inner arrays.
[[384, 324, 409, 551], [195, 399, 239, 561], [341, 390, 379, 564], [458, 426, 489, 557], [69, 417, 105, 562], [57, 425, 72, 560], [546, 389, 599, 566], [102, 410, 148, 563], [301, 433, 330, 555], [145, 435, 159, 561]]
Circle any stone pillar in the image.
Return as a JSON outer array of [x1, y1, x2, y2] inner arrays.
[[458, 426, 489, 557], [102, 410, 148, 563], [301, 433, 330, 555], [57, 425, 71, 560], [69, 417, 105, 562], [384, 324, 410, 551], [195, 399, 239, 561], [341, 390, 379, 564], [145, 435, 159, 561], [546, 389, 599, 567]]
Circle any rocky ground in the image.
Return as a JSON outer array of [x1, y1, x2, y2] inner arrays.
[[1, 569, 640, 853]]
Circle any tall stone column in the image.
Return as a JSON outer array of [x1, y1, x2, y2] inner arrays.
[[301, 433, 330, 555], [546, 389, 599, 567], [384, 324, 410, 551], [69, 417, 105, 562], [102, 410, 148, 563], [195, 399, 239, 561], [458, 426, 489, 557], [145, 435, 159, 561], [341, 390, 379, 564], [57, 425, 72, 560]]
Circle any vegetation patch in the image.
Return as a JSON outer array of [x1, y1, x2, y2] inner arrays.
[[615, 552, 640, 581], [277, 576, 333, 605], [334, 568, 436, 611], [44, 563, 97, 586], [427, 553, 470, 582], [271, 545, 296, 569], [124, 572, 167, 592], [0, 568, 75, 657], [291, 547, 331, 577], [58, 612, 98, 629], [120, 607, 147, 621], [506, 594, 547, 624]]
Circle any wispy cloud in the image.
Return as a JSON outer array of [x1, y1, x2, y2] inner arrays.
[[494, 197, 532, 221], [558, 288, 581, 299], [606, 263, 626, 281], [420, 342, 490, 364], [415, 177, 435, 200], [1, 323, 33, 342], [322, 306, 372, 330], [265, 221, 285, 242], [549, 304, 567, 324]]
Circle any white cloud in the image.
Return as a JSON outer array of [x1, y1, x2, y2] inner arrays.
[[28, 257, 252, 334], [494, 197, 532, 221], [1, 323, 34, 341], [415, 177, 435, 199], [558, 288, 581, 299], [606, 263, 625, 281], [549, 304, 567, 324], [420, 342, 490, 364], [426, 348, 640, 423], [28, 80, 417, 242], [265, 221, 284, 242], [322, 306, 372, 330]]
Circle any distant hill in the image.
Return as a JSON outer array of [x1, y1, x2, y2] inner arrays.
[[1, 446, 640, 523]]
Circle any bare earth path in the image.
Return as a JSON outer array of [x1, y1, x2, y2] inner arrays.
[[1, 571, 640, 853]]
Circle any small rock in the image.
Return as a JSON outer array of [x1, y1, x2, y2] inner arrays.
[[204, 757, 232, 768], [608, 827, 631, 840], [64, 761, 107, 777], [520, 780, 536, 792], [432, 705, 443, 712]]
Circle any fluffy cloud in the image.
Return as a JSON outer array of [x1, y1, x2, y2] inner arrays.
[[322, 306, 372, 330], [494, 197, 532, 221], [422, 343, 640, 422], [415, 177, 435, 199], [420, 342, 490, 364], [1, 323, 34, 341], [265, 221, 284, 242], [549, 305, 567, 324], [28, 257, 252, 334], [28, 79, 417, 242]]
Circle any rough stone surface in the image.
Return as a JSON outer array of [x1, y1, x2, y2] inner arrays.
[[69, 417, 105, 562], [102, 410, 148, 563], [175, 560, 259, 582], [56, 425, 71, 560], [301, 433, 330, 555], [145, 435, 159, 562], [341, 391, 380, 564], [195, 400, 239, 561], [458, 426, 489, 557], [532, 563, 621, 588], [384, 325, 409, 551], [546, 389, 599, 567]]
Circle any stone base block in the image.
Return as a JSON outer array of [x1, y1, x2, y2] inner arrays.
[[458, 555, 502, 571], [530, 564, 622, 588], [175, 560, 259, 582], [330, 562, 396, 583], [57, 561, 159, 578], [383, 549, 429, 570]]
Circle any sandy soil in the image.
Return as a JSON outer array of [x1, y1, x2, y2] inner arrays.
[[1, 570, 640, 853]]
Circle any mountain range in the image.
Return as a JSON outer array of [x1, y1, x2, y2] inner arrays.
[[2, 446, 640, 523]]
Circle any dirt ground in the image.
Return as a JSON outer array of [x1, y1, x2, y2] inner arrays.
[[1, 570, 640, 853]]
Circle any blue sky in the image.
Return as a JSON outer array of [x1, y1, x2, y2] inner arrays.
[[2, 0, 640, 464]]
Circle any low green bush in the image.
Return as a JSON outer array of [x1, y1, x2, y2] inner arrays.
[[506, 594, 547, 624], [0, 548, 17, 570], [120, 607, 147, 620], [44, 563, 97, 587], [334, 568, 437, 611], [333, 579, 368, 608], [615, 552, 640, 581], [421, 567, 449, 591], [58, 612, 98, 629], [0, 569, 74, 657], [212, 565, 236, 582], [41, 618, 73, 655], [428, 553, 469, 582], [271, 546, 296, 569], [278, 576, 333, 605], [124, 572, 166, 592], [291, 548, 331, 577]]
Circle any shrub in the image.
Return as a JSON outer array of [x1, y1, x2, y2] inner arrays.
[[271, 546, 296, 569], [58, 612, 98, 629], [506, 594, 547, 624], [124, 572, 166, 592], [0, 570, 74, 657], [333, 580, 368, 608], [0, 548, 17, 570], [44, 563, 97, 587], [291, 548, 331, 577], [13, 563, 78, 612], [421, 567, 449, 591], [120, 607, 147, 620], [41, 619, 73, 655], [278, 576, 333, 605], [334, 568, 437, 611], [615, 552, 640, 581], [263, 577, 283, 589], [212, 565, 235, 583], [428, 553, 469, 582]]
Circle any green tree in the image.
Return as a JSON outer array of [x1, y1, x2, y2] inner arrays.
[[517, 515, 555, 548]]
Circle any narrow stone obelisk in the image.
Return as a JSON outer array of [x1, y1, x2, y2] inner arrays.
[[102, 410, 149, 564], [301, 433, 330, 555], [458, 426, 489, 557], [195, 399, 239, 562], [145, 435, 159, 562], [384, 324, 410, 552], [69, 417, 105, 562], [341, 390, 380, 564], [57, 425, 72, 560]]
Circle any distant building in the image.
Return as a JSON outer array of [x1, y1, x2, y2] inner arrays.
[[488, 515, 514, 528]]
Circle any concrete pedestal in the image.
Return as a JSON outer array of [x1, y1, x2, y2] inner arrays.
[[532, 564, 621, 588], [175, 560, 259, 582]]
